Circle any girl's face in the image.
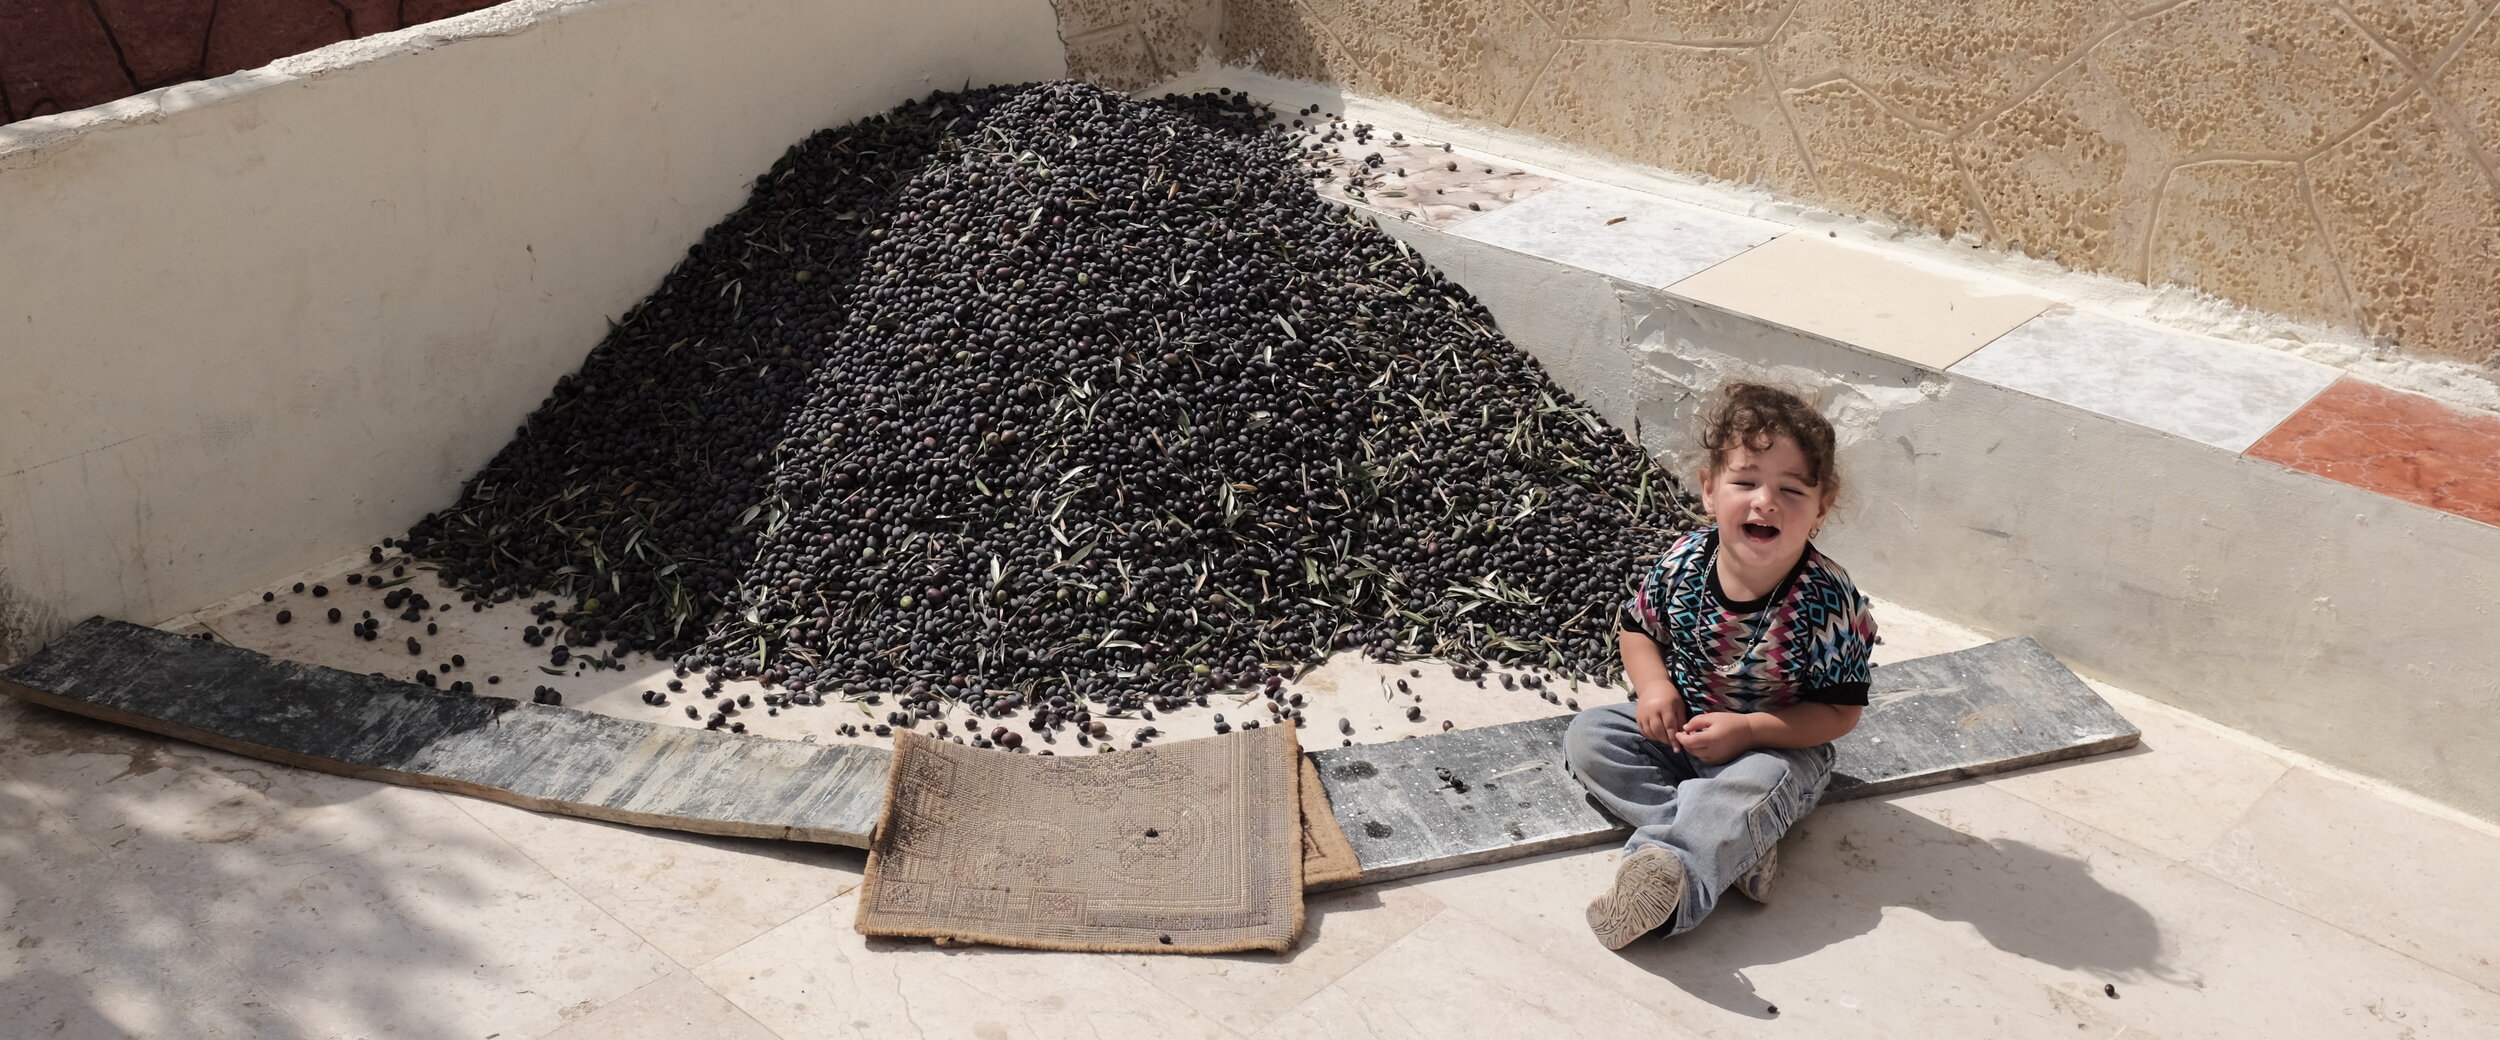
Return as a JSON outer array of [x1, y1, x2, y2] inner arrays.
[[1698, 433, 1832, 579]]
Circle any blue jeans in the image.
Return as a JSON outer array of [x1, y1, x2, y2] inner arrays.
[[1564, 702, 1837, 936]]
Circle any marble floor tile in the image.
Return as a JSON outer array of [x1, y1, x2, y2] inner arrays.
[[1397, 840, 2137, 1038], [1405, 778, 2500, 1039], [451, 797, 866, 969], [1301, 135, 1558, 229], [1110, 881, 1448, 1035], [3, 809, 312, 1040], [1666, 234, 2051, 371], [1245, 909, 1700, 1040], [2245, 376, 2500, 527], [1984, 682, 2290, 863], [1448, 182, 1782, 288], [2194, 767, 2500, 995], [1826, 783, 2500, 1040], [1950, 310, 2341, 452], [1862, 593, 1992, 665], [695, 892, 1243, 1040], [536, 970, 785, 1040], [0, 697, 677, 1040]]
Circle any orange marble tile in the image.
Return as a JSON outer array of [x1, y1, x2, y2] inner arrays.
[[2246, 377, 2500, 527]]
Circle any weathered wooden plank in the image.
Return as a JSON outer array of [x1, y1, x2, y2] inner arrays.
[[1306, 636, 2139, 888], [6, 622, 2133, 891], [1, 619, 890, 846]]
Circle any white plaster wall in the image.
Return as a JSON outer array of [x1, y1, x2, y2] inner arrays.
[[1382, 221, 2500, 824], [0, 0, 1066, 661]]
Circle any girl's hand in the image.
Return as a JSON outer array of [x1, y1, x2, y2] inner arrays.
[[1677, 713, 1756, 765], [1634, 687, 1687, 750]]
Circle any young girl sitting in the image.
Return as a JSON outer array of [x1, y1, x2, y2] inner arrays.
[[1568, 382, 1878, 949]]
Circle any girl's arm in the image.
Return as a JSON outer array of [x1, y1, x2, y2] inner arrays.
[[1678, 703, 1861, 764], [1744, 702, 1862, 748], [1619, 630, 1686, 747]]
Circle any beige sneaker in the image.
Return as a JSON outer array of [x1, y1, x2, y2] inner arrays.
[[1732, 842, 1778, 903], [1586, 847, 1685, 949]]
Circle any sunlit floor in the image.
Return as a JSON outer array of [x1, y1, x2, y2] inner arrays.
[[5, 564, 2498, 1039]]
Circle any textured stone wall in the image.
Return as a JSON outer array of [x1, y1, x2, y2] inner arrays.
[[0, 0, 504, 123], [1053, 0, 1224, 90], [1115, 0, 2500, 367]]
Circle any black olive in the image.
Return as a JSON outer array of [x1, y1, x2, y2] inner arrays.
[[378, 83, 1693, 730]]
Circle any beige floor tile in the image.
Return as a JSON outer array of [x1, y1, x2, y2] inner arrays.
[[153, 611, 213, 638], [2194, 766, 2500, 996], [1399, 840, 2134, 1039], [5, 756, 305, 1039], [1244, 909, 1702, 1039], [3, 814, 312, 1040], [1841, 783, 2500, 1040], [452, 796, 866, 968], [696, 892, 1243, 1040], [1667, 234, 2050, 370], [536, 970, 785, 1040], [1403, 777, 2500, 1039], [0, 698, 677, 1040], [1106, 882, 1449, 1034], [1863, 592, 1993, 665], [1988, 682, 2289, 863]]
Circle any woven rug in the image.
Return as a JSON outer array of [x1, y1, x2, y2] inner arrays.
[[856, 724, 1307, 953], [1298, 754, 1362, 886]]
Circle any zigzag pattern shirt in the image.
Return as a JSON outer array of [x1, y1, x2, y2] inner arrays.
[[1624, 528, 1877, 718]]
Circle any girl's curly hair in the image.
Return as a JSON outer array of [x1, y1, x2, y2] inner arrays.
[[1698, 382, 1840, 504]]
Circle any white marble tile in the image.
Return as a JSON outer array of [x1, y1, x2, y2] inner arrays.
[[536, 970, 786, 1040], [1950, 309, 2341, 452], [453, 796, 865, 968], [1450, 182, 1782, 288], [1668, 234, 2051, 370], [0, 697, 678, 1040], [696, 892, 1244, 1040], [2194, 767, 2500, 996]]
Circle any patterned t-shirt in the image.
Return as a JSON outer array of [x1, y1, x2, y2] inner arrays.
[[1623, 528, 1877, 717]]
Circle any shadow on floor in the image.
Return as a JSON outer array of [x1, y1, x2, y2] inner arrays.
[[1622, 787, 2167, 1018], [0, 699, 640, 1040]]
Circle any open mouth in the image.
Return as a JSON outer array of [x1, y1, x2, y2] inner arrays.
[[1740, 522, 1781, 542]]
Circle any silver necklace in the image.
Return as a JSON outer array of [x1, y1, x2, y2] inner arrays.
[[1715, 607, 1777, 677], [1713, 542, 1789, 677]]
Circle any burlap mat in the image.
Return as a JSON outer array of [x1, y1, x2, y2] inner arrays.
[[856, 725, 1307, 953], [1298, 754, 1362, 886]]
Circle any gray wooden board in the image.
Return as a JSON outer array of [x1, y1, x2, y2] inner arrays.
[[1304, 635, 2139, 888], [7, 622, 2134, 890], [1, 619, 890, 846]]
